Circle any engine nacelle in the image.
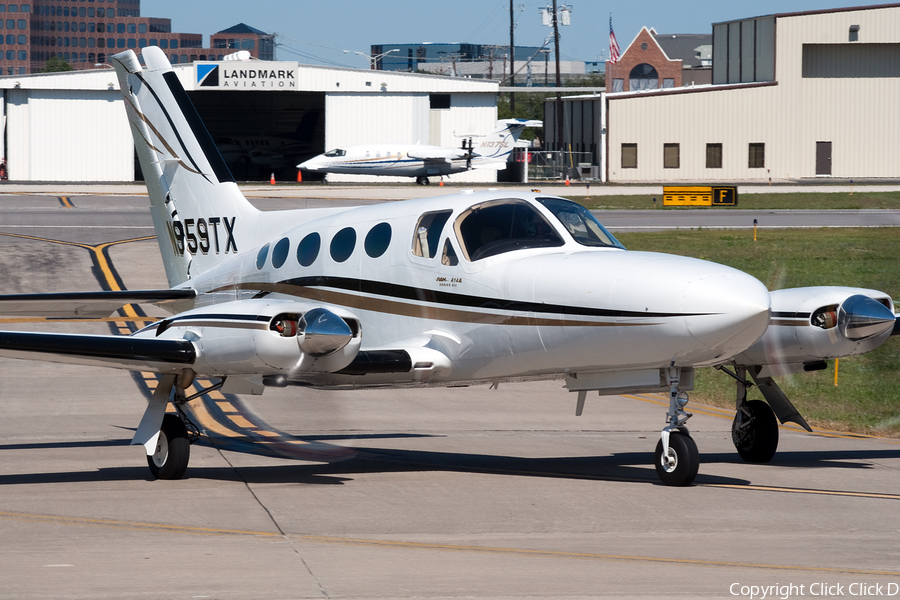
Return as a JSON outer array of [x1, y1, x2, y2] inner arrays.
[[733, 286, 895, 372], [144, 299, 361, 376]]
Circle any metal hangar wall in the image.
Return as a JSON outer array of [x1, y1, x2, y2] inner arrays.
[[0, 57, 500, 182]]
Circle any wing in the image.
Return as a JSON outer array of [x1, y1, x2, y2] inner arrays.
[[407, 148, 468, 162], [0, 289, 196, 318], [0, 330, 196, 372]]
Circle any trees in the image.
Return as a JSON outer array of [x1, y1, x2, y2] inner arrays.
[[41, 56, 73, 73]]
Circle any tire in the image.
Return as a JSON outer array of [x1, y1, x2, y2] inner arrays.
[[147, 414, 190, 480], [654, 431, 699, 486], [732, 399, 779, 463]]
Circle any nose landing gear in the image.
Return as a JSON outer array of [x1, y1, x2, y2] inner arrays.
[[655, 366, 699, 486]]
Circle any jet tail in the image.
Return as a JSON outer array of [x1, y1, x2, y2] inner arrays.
[[472, 119, 542, 162], [112, 47, 260, 288]]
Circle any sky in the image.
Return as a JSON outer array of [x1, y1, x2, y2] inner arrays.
[[142, 0, 884, 68]]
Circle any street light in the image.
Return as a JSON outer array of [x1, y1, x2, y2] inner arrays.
[[343, 48, 398, 70]]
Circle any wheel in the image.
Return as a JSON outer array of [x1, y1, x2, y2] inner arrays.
[[147, 414, 190, 480], [732, 399, 779, 463], [654, 431, 699, 486], [416, 176, 430, 186]]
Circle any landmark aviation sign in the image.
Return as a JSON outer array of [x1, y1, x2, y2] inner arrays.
[[196, 62, 298, 90]]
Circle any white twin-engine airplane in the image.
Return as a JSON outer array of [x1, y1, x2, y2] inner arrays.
[[297, 118, 541, 185], [1, 46, 897, 486]]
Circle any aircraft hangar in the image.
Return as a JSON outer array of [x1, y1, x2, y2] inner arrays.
[[0, 58, 500, 182]]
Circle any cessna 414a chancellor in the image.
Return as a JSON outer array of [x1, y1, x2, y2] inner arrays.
[[297, 118, 541, 185], [0, 46, 897, 486]]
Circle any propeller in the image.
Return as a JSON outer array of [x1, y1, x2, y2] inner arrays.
[[464, 138, 473, 170]]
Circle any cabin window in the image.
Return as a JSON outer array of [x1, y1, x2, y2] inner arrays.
[[412, 210, 452, 259], [454, 199, 564, 262], [324, 148, 345, 157], [441, 239, 458, 266], [364, 222, 392, 258], [256, 243, 270, 270], [537, 198, 624, 249], [271, 237, 290, 269], [297, 232, 320, 267], [330, 227, 356, 263]]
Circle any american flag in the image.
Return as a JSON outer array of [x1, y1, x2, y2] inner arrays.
[[609, 15, 621, 64]]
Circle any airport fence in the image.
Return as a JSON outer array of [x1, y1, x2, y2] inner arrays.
[[515, 150, 597, 181]]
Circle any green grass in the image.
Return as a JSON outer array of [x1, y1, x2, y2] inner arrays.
[[615, 228, 900, 436], [567, 191, 900, 211]]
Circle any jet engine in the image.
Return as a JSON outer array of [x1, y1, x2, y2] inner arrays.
[[147, 299, 361, 376], [732, 286, 896, 374]]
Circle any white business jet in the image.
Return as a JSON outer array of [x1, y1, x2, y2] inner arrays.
[[297, 119, 541, 185], [0, 47, 896, 486]]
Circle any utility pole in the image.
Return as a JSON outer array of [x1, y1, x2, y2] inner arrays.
[[552, 0, 562, 156], [509, 0, 515, 113]]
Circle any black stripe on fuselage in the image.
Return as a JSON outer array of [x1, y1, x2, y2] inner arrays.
[[276, 276, 710, 319]]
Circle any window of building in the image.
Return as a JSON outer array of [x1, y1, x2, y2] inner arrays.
[[97, 23, 104, 33], [179, 54, 187, 63], [97, 7, 104, 17], [106, 37, 113, 47], [7, 4, 16, 12], [412, 210, 451, 259], [454, 199, 564, 262], [170, 39, 177, 49], [116, 38, 124, 48], [429, 94, 450, 110], [330, 227, 356, 263], [664, 144, 680, 168], [749, 143, 765, 168], [629, 63, 658, 91], [127, 23, 135, 33], [138, 23, 146, 33], [127, 38, 135, 48], [116, 23, 124, 33], [0, 6, 5, 13], [621, 143, 638, 169], [297, 232, 320, 266], [5, 19, 12, 29], [159, 38, 167, 48], [663, 78, 674, 88], [15, 18, 23, 28], [16, 34, 24, 44], [170, 54, 177, 63], [706, 143, 723, 168]]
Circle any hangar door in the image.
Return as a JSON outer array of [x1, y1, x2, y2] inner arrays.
[[5, 89, 133, 182], [188, 91, 325, 181]]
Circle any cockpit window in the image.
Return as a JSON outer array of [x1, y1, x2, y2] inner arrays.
[[324, 149, 346, 157], [455, 199, 564, 262], [537, 197, 625, 249], [412, 210, 452, 259]]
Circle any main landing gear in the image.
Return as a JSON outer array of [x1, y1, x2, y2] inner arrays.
[[134, 371, 207, 480], [415, 175, 430, 185], [654, 366, 699, 486], [726, 366, 779, 463]]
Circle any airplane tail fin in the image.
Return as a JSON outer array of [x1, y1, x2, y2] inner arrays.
[[112, 47, 260, 288], [473, 119, 542, 161]]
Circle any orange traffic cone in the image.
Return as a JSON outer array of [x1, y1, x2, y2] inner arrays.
[[439, 178, 444, 186], [296, 169, 302, 183], [270, 172, 276, 185], [565, 173, 570, 186]]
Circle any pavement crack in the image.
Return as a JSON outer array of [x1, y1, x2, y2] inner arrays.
[[215, 448, 330, 598]]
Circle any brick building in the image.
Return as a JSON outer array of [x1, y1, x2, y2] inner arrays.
[[0, 0, 273, 75], [605, 27, 684, 92]]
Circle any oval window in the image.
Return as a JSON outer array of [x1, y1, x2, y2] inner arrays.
[[364, 222, 392, 258], [330, 227, 356, 263], [296, 232, 320, 267], [256, 243, 270, 270], [271, 237, 290, 269]]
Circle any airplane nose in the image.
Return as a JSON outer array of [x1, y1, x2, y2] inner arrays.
[[680, 268, 770, 352]]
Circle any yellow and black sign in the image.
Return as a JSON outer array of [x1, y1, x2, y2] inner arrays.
[[663, 186, 738, 207]]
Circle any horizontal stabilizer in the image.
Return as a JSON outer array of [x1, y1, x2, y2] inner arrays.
[[0, 330, 196, 371], [0, 289, 196, 318]]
